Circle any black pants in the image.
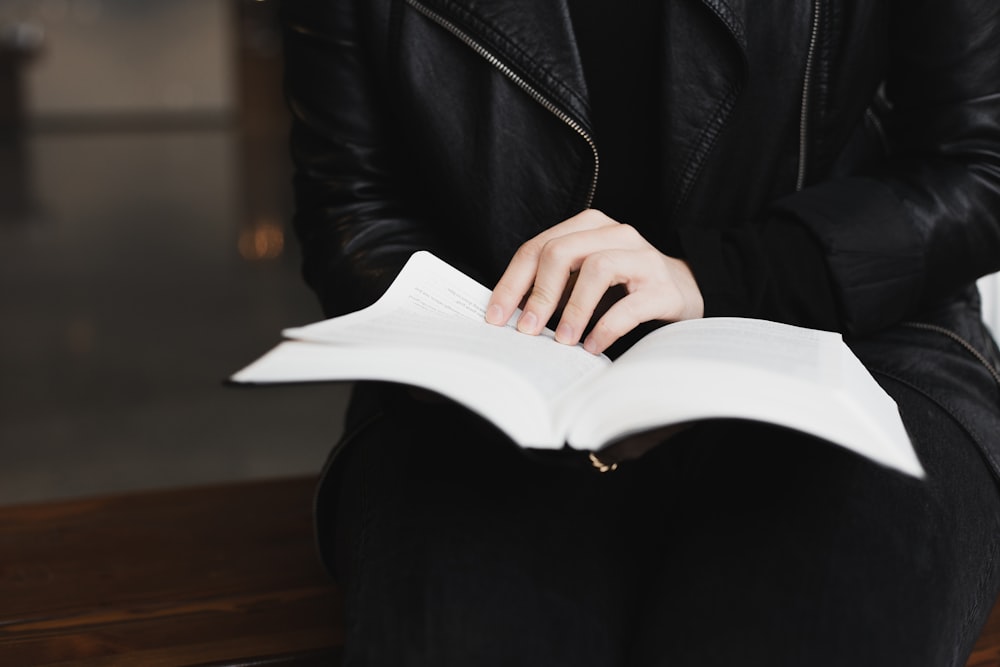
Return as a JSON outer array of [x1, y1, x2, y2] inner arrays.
[[322, 377, 1000, 667]]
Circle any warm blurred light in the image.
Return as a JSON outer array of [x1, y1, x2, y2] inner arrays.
[[238, 219, 284, 260]]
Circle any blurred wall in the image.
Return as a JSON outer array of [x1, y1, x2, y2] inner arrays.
[[0, 0, 235, 123]]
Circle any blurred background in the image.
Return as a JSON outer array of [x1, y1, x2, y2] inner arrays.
[[0, 0, 350, 505], [1, 0, 997, 508]]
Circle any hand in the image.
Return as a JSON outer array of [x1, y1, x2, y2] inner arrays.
[[485, 209, 704, 355]]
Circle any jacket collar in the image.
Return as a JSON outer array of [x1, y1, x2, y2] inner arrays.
[[409, 0, 747, 110], [408, 0, 749, 210], [406, 0, 592, 128]]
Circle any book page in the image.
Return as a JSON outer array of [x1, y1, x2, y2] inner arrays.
[[230, 338, 568, 445], [560, 317, 923, 478], [284, 251, 609, 400], [237, 251, 610, 446], [286, 249, 502, 332]]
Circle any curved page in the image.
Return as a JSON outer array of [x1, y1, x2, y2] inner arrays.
[[233, 251, 610, 447], [560, 318, 923, 478]]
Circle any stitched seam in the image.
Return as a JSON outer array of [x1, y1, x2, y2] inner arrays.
[[901, 321, 1000, 389], [699, 0, 747, 47], [869, 367, 1000, 485], [670, 86, 742, 215], [417, 0, 590, 123]]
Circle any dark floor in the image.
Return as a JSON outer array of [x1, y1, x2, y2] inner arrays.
[[0, 123, 350, 506]]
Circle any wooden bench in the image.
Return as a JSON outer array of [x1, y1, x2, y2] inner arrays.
[[0, 476, 342, 665], [1, 475, 998, 665]]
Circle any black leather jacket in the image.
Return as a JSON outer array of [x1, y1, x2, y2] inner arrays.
[[282, 0, 1000, 478]]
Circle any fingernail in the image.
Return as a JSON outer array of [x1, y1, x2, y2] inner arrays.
[[518, 311, 538, 333], [555, 322, 575, 344], [486, 304, 504, 325]]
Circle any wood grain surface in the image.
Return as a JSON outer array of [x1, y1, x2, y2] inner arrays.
[[0, 475, 996, 666], [0, 476, 342, 665]]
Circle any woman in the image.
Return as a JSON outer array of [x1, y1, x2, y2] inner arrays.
[[281, 1, 1000, 665]]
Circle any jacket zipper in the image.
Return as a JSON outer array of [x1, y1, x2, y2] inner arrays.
[[405, 0, 600, 207], [791, 5, 1000, 392], [399, 4, 1000, 417], [791, 1, 998, 391], [796, 0, 822, 191], [902, 321, 1000, 390]]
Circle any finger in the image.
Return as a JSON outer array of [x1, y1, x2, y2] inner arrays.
[[517, 221, 636, 334], [539, 208, 618, 239], [486, 209, 616, 326], [515, 241, 581, 334], [486, 253, 538, 326], [582, 292, 658, 355], [581, 254, 705, 354], [553, 252, 622, 345]]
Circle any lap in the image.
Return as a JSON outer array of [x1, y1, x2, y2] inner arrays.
[[322, 380, 1000, 667]]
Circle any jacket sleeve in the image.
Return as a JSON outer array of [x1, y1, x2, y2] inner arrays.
[[281, 0, 446, 317], [688, 0, 1000, 336]]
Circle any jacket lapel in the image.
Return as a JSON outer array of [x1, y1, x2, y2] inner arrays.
[[660, 0, 749, 216], [408, 0, 591, 130], [408, 0, 750, 216]]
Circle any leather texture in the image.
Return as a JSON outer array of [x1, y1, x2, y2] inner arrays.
[[281, 0, 1000, 480]]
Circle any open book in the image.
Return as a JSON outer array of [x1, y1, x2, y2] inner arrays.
[[230, 250, 923, 478]]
